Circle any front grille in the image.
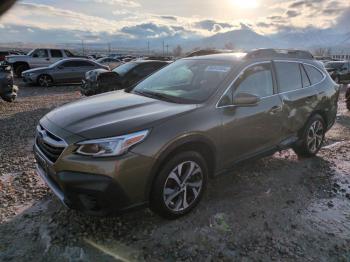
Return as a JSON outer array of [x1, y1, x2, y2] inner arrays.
[[35, 125, 66, 163]]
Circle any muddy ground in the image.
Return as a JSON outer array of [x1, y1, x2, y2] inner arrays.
[[0, 81, 349, 262]]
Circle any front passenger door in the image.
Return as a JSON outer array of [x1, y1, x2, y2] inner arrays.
[[219, 62, 284, 167]]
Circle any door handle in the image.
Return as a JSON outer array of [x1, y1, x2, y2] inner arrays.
[[269, 105, 282, 114], [46, 58, 50, 61]]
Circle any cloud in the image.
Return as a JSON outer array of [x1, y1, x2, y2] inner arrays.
[[120, 22, 193, 38], [77, 0, 140, 8], [159, 15, 178, 21], [286, 10, 300, 17], [194, 20, 233, 32]]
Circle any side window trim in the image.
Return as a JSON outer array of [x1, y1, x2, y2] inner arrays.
[[300, 63, 311, 88], [216, 61, 276, 108]]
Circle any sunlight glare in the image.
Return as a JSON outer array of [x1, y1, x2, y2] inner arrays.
[[232, 0, 259, 9]]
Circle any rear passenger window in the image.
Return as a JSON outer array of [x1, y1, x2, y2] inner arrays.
[[50, 49, 63, 58], [275, 62, 302, 92], [300, 64, 311, 88], [234, 63, 273, 97], [304, 65, 324, 85]]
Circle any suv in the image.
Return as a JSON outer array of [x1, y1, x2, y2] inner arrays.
[[33, 49, 340, 219], [5, 48, 76, 77], [325, 61, 350, 84]]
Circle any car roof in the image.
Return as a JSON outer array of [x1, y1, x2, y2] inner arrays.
[[59, 58, 93, 62], [184, 49, 316, 63], [184, 53, 247, 62]]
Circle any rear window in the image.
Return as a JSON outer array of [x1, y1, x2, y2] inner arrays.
[[304, 65, 324, 85], [275, 62, 302, 93]]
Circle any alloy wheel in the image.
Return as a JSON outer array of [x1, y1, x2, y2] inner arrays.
[[163, 161, 203, 212], [38, 75, 52, 87], [307, 120, 324, 153]]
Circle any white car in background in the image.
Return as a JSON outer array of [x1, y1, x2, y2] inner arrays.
[[5, 48, 78, 77]]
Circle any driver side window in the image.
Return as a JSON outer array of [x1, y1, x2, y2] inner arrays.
[[32, 49, 48, 58], [234, 63, 273, 97]]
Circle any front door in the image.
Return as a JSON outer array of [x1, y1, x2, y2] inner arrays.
[[219, 62, 283, 167], [31, 49, 50, 68]]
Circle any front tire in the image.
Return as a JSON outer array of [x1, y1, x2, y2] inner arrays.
[[150, 151, 208, 219], [37, 74, 53, 87], [293, 114, 325, 157], [15, 64, 29, 78]]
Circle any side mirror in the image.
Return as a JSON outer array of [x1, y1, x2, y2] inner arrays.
[[32, 54, 38, 58], [233, 92, 260, 106], [57, 65, 64, 70]]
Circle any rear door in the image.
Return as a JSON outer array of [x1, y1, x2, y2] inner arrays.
[[53, 61, 77, 83], [219, 62, 284, 167], [70, 61, 96, 82], [275, 61, 318, 137]]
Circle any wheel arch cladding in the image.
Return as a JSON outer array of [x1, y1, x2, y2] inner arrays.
[[145, 136, 217, 201]]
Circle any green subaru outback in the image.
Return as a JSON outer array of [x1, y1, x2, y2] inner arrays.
[[34, 49, 340, 219]]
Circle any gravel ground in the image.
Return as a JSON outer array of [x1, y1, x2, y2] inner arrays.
[[0, 81, 349, 261]]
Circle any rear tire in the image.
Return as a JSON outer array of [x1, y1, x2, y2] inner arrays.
[[150, 151, 208, 219], [293, 114, 325, 157]]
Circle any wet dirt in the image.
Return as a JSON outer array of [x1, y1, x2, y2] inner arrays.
[[0, 82, 349, 261]]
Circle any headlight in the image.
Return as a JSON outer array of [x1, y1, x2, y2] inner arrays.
[[76, 130, 149, 157]]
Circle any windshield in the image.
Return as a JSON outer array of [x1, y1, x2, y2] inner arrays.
[[325, 62, 344, 69], [132, 59, 233, 103], [112, 62, 137, 76]]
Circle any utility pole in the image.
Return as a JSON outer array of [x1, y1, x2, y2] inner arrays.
[[147, 41, 150, 56], [81, 39, 85, 56], [108, 42, 111, 55], [162, 40, 165, 56], [166, 44, 169, 56]]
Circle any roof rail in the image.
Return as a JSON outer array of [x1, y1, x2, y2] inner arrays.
[[246, 49, 314, 60]]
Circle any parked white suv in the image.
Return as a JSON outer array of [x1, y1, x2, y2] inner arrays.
[[5, 49, 76, 77]]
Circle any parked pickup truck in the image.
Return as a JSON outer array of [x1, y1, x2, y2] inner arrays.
[[5, 48, 77, 77]]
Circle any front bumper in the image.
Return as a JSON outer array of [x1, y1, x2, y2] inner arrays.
[[33, 138, 155, 215], [22, 74, 36, 84], [80, 79, 98, 96]]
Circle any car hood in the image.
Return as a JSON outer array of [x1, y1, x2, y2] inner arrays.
[[6, 55, 28, 60], [85, 68, 112, 81], [44, 90, 197, 140]]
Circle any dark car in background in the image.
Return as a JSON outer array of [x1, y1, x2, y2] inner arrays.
[[81, 60, 170, 96], [22, 58, 108, 87], [0, 64, 17, 102], [325, 61, 350, 84], [34, 49, 339, 218]]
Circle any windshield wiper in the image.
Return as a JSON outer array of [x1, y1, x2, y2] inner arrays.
[[134, 90, 178, 103]]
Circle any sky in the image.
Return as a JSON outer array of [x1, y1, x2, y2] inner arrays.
[[0, 0, 349, 45]]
